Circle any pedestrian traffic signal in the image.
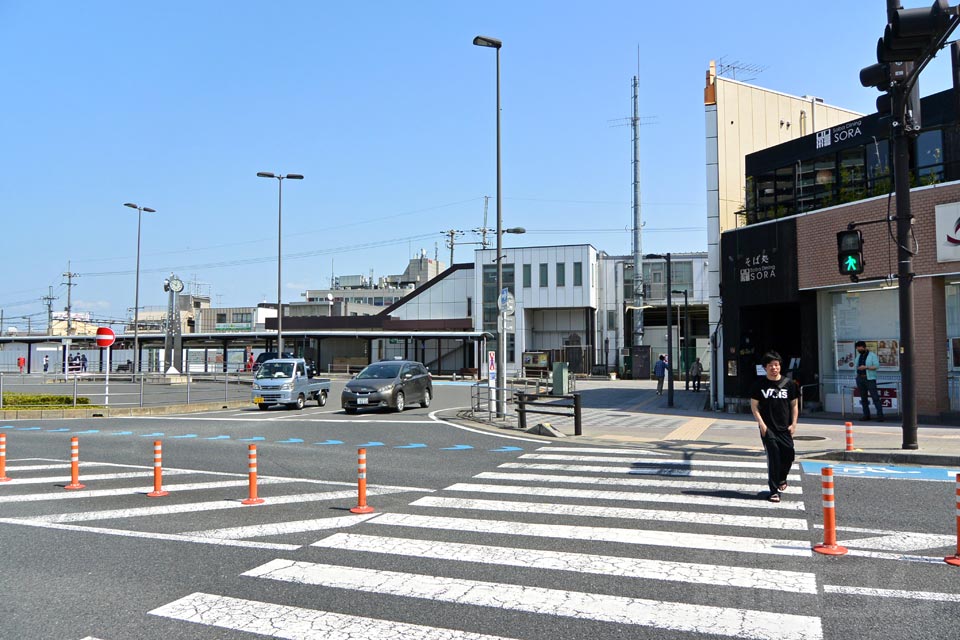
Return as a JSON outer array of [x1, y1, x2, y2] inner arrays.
[[837, 230, 865, 278]]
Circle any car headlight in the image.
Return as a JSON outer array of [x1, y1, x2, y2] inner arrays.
[[377, 384, 394, 393], [280, 382, 293, 390], [252, 383, 262, 390]]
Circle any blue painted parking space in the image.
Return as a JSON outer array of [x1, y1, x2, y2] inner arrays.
[[801, 460, 960, 482]]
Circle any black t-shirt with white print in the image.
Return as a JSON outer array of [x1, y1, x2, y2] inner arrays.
[[751, 376, 798, 432]]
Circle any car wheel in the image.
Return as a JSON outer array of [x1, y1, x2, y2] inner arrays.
[[318, 391, 327, 407], [257, 403, 269, 411], [394, 391, 405, 412], [421, 388, 431, 408], [295, 394, 305, 410]]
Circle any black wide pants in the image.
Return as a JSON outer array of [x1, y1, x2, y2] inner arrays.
[[761, 428, 795, 494]]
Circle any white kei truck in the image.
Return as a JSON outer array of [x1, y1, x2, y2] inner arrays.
[[251, 358, 331, 410]]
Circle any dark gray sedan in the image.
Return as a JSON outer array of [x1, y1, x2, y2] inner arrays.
[[340, 360, 433, 414]]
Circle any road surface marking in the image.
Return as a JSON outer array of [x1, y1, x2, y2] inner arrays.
[[474, 471, 802, 494], [244, 559, 822, 640], [370, 513, 812, 556], [313, 532, 818, 593], [0, 518, 300, 550], [520, 454, 774, 468], [185, 513, 379, 539], [500, 462, 801, 482], [451, 481, 803, 511], [412, 495, 807, 529], [535, 446, 666, 456], [1, 470, 190, 486], [843, 549, 948, 564], [824, 585, 960, 602], [664, 417, 715, 441], [150, 592, 515, 639], [0, 478, 297, 504], [10, 488, 402, 523]]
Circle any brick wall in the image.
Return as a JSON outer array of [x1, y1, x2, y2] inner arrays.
[[795, 181, 960, 418]]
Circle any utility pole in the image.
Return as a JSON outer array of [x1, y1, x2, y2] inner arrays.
[[42, 287, 58, 335], [62, 262, 79, 335], [472, 196, 491, 249]]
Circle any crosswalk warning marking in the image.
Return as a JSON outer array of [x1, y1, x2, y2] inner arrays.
[[499, 461, 803, 482], [474, 471, 803, 495]]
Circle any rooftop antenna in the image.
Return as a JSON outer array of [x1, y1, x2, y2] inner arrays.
[[715, 56, 767, 83]]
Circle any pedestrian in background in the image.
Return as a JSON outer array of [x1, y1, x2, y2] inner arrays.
[[855, 340, 883, 421], [689, 357, 703, 392], [654, 354, 667, 396], [750, 350, 798, 503], [17, 356, 25, 373], [81, 354, 87, 372], [43, 355, 49, 372]]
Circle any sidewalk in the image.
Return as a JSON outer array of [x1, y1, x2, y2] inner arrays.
[[451, 378, 960, 467]]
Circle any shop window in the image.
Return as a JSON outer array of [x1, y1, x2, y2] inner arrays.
[[796, 159, 816, 212]]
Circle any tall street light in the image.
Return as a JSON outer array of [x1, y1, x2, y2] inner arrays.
[[257, 172, 304, 355], [473, 34, 506, 417], [124, 202, 156, 376]]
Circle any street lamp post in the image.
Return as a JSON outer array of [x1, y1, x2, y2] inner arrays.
[[124, 202, 156, 376], [257, 172, 304, 356], [473, 34, 507, 417], [672, 289, 689, 391]]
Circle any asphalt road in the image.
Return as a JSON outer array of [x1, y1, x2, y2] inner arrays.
[[1, 383, 958, 640]]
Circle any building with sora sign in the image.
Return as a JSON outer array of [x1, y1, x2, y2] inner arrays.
[[718, 79, 960, 421]]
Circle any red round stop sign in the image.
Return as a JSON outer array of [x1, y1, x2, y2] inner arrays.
[[96, 327, 116, 348]]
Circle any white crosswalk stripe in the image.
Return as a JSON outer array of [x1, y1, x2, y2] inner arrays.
[[15, 442, 947, 638], [35, 445, 825, 639]]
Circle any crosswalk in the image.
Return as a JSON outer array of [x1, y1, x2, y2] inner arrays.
[[143, 445, 824, 640], [9, 445, 952, 638]]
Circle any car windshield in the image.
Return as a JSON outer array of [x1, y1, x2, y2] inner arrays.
[[256, 362, 294, 379], [356, 363, 402, 379]]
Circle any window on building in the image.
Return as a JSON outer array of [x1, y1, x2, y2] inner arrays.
[[916, 128, 944, 184], [216, 313, 227, 324], [573, 262, 583, 286], [866, 138, 891, 196], [813, 153, 837, 210], [232, 312, 252, 324], [556, 263, 566, 286], [466, 297, 472, 317], [607, 310, 617, 330], [796, 159, 815, 213], [839, 148, 866, 203], [482, 263, 515, 332], [774, 166, 794, 216], [539, 263, 548, 287], [756, 171, 776, 220], [522, 264, 531, 288]]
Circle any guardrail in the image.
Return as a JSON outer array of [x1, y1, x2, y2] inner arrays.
[[0, 371, 251, 410], [516, 392, 583, 436]]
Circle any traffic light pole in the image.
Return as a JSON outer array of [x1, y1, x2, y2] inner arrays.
[[893, 87, 919, 449]]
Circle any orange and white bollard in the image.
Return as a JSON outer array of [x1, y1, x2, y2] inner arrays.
[[64, 436, 85, 490], [844, 422, 856, 452], [946, 474, 960, 567], [147, 440, 169, 498], [350, 447, 375, 514], [813, 466, 847, 555], [241, 444, 264, 505], [0, 433, 10, 482]]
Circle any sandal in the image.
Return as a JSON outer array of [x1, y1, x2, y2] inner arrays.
[[778, 482, 788, 492], [768, 493, 781, 503]]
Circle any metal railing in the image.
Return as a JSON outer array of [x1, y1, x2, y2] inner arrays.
[[0, 371, 252, 410], [517, 392, 583, 435]]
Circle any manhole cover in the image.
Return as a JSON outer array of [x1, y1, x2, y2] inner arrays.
[[794, 435, 827, 441]]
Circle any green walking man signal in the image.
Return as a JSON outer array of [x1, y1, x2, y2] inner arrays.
[[837, 229, 864, 278]]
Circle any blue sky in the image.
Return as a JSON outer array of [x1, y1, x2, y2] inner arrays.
[[1, 1, 956, 331]]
